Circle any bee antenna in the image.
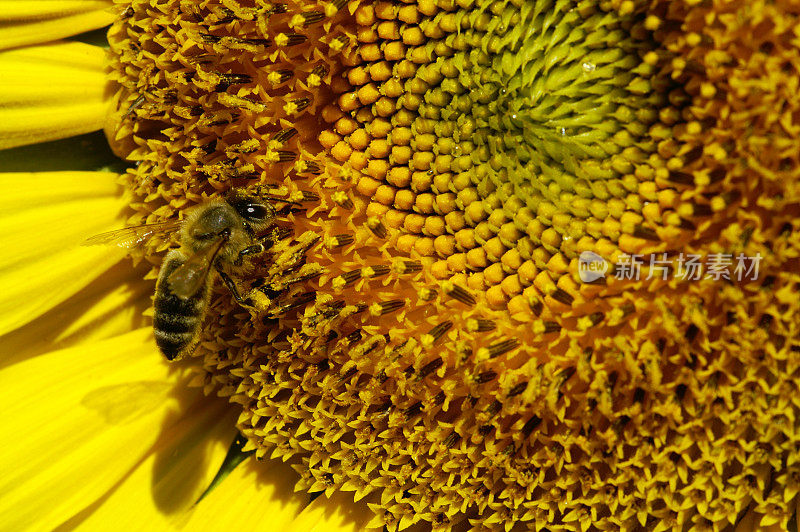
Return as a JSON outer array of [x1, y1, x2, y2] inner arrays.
[[262, 194, 301, 206]]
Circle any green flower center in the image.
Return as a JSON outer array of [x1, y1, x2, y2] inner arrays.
[[435, 0, 669, 262]]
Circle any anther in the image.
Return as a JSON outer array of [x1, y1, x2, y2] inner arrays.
[[484, 400, 502, 418], [422, 321, 453, 347], [326, 0, 347, 16], [508, 381, 528, 397], [228, 139, 259, 154], [632, 225, 661, 241], [273, 128, 298, 143], [301, 190, 319, 202], [310, 64, 329, 78], [273, 150, 294, 162], [443, 432, 461, 448], [199, 139, 217, 154], [542, 321, 561, 334], [433, 392, 446, 407], [200, 33, 221, 44], [268, 70, 294, 85], [633, 388, 645, 403], [487, 338, 519, 359], [475, 370, 497, 384], [284, 97, 311, 115], [363, 265, 390, 278], [345, 330, 363, 344], [521, 415, 542, 437], [419, 358, 444, 379], [327, 234, 354, 249], [332, 191, 353, 210], [188, 53, 214, 65], [200, 34, 271, 50], [218, 72, 252, 85], [466, 319, 496, 332], [330, 35, 350, 51], [275, 291, 316, 314], [270, 3, 288, 14], [291, 11, 324, 28], [371, 299, 404, 316], [443, 282, 476, 306], [297, 160, 321, 174], [550, 288, 574, 306], [332, 270, 361, 289], [367, 217, 388, 238], [276, 33, 308, 47], [337, 367, 358, 383], [418, 287, 437, 301], [395, 260, 422, 274], [403, 401, 423, 418]]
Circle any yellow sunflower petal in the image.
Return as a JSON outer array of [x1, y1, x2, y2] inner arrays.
[[179, 458, 311, 531], [288, 491, 378, 532], [0, 171, 130, 337], [65, 394, 239, 529], [0, 0, 114, 51], [0, 328, 207, 530], [0, 259, 151, 368], [0, 41, 107, 149]]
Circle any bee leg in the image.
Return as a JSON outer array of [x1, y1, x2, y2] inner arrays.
[[217, 268, 253, 308], [233, 242, 265, 267]]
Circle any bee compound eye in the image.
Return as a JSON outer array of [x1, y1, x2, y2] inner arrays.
[[242, 203, 270, 220]]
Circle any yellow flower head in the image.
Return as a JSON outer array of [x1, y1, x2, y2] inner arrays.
[[1, 0, 799, 530]]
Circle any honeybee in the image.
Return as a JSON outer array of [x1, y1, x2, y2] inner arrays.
[[86, 188, 279, 360]]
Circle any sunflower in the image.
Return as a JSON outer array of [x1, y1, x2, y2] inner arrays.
[[1, 0, 799, 530]]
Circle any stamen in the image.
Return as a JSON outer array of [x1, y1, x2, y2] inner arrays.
[[483, 339, 520, 359], [366, 218, 387, 239], [273, 128, 298, 144], [326, 234, 354, 249], [394, 260, 422, 274], [332, 270, 361, 289], [420, 321, 452, 347], [275, 33, 308, 47], [443, 281, 475, 306], [419, 358, 443, 379], [332, 192, 353, 210], [290, 11, 325, 28], [466, 319, 496, 332], [508, 382, 528, 397], [363, 265, 390, 278], [370, 299, 404, 316], [475, 371, 497, 384]]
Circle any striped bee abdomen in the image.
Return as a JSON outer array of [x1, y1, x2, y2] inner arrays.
[[153, 249, 211, 360]]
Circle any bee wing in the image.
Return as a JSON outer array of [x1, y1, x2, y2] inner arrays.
[[167, 237, 227, 299], [83, 219, 182, 250]]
